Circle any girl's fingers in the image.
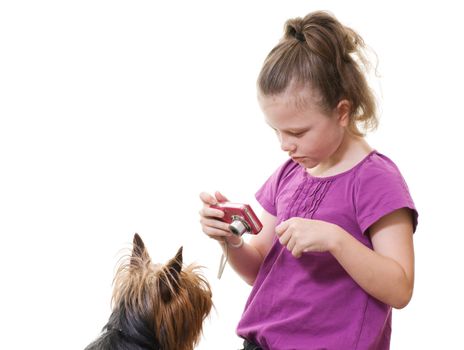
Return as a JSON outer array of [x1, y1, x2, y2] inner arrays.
[[199, 192, 218, 205], [278, 230, 291, 246], [199, 191, 230, 241], [202, 225, 231, 239], [292, 247, 303, 258], [199, 206, 224, 219], [275, 220, 288, 236], [200, 217, 230, 232], [286, 236, 296, 252], [199, 192, 225, 218], [214, 191, 229, 203]]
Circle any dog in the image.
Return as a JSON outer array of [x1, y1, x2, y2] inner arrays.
[[85, 233, 213, 350]]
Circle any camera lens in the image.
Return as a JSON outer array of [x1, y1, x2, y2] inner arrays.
[[229, 220, 247, 236]]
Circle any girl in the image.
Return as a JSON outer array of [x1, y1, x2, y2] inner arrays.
[[199, 11, 417, 350]]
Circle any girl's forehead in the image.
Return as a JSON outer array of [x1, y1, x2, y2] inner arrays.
[[259, 93, 320, 119], [258, 85, 322, 111]]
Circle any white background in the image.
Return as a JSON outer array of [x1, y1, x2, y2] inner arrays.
[[1, 1, 463, 349]]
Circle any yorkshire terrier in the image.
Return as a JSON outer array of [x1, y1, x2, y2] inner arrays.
[[85, 234, 213, 350]]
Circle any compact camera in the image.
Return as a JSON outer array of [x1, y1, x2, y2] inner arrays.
[[211, 202, 263, 236]]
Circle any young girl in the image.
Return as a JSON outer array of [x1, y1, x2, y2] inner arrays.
[[199, 11, 418, 350]]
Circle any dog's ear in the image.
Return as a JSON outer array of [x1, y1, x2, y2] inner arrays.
[[159, 246, 183, 302], [168, 246, 183, 275], [131, 233, 151, 266]]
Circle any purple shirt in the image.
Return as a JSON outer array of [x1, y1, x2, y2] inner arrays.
[[236, 151, 418, 350]]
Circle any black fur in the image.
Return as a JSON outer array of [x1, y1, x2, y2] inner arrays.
[[85, 302, 159, 350]]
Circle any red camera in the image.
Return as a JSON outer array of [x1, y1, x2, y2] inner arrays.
[[211, 202, 263, 236]]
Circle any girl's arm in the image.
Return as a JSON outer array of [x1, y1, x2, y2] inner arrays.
[[330, 208, 414, 309], [223, 210, 276, 285], [276, 207, 414, 309], [199, 191, 276, 285]]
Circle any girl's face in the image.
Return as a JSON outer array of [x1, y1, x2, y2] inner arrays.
[[258, 89, 348, 170]]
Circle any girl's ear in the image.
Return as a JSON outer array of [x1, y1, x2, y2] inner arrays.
[[335, 99, 351, 127]]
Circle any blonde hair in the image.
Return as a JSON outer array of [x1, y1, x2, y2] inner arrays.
[[258, 11, 378, 136]]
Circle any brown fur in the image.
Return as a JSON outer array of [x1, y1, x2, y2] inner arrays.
[[86, 234, 213, 350]]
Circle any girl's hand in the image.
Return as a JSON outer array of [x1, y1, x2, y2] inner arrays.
[[199, 191, 239, 244], [275, 217, 340, 258]]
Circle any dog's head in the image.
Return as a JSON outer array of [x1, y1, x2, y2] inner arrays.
[[86, 234, 212, 350]]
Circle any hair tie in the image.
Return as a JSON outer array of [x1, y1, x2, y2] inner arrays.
[[295, 32, 305, 42]]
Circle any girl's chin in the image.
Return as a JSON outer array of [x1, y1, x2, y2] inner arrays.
[[293, 157, 317, 168]]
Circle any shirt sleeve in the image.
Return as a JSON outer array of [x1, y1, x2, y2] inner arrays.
[[354, 155, 418, 234], [255, 159, 296, 216]]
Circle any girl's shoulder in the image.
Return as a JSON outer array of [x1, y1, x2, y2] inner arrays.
[[354, 151, 405, 183], [353, 151, 418, 233]]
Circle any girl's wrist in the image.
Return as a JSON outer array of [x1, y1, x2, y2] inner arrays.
[[327, 223, 345, 255], [220, 235, 244, 249], [227, 236, 244, 248]]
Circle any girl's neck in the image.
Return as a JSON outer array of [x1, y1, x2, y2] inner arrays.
[[307, 134, 373, 177]]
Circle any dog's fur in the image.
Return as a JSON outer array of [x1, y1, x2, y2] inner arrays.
[[85, 234, 213, 350]]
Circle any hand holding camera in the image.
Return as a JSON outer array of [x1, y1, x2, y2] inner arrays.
[[210, 202, 263, 236], [199, 192, 263, 278], [199, 191, 262, 240]]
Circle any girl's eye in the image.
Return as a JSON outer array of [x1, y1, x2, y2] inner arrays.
[[291, 130, 307, 137], [269, 126, 307, 138]]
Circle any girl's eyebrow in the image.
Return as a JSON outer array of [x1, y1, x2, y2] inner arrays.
[[266, 122, 308, 133]]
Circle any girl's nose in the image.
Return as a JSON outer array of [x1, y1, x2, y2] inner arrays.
[[280, 137, 296, 153]]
